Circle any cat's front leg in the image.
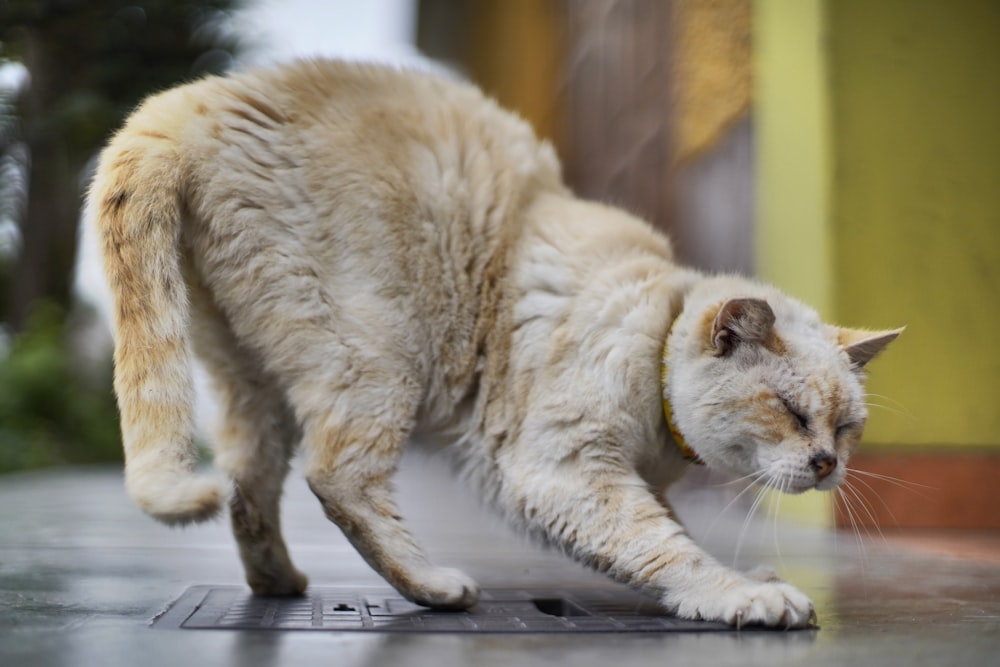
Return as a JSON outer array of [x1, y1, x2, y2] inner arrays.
[[510, 467, 815, 628]]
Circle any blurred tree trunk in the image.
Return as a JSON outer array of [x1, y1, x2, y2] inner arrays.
[[9, 29, 83, 331]]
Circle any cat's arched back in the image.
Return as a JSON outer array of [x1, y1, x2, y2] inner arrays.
[[87, 59, 899, 626]]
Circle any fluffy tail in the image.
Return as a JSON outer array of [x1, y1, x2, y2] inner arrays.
[[88, 128, 226, 526]]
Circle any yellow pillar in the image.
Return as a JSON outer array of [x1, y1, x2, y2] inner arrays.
[[754, 0, 832, 318], [754, 0, 832, 526]]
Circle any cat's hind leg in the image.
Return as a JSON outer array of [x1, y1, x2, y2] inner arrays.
[[192, 311, 307, 596], [191, 212, 478, 608], [216, 376, 307, 596], [224, 295, 477, 608]]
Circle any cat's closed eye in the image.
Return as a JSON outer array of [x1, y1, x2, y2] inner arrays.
[[779, 396, 810, 431], [835, 421, 861, 439]]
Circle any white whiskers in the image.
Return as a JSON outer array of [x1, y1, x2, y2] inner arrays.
[[848, 467, 936, 497], [864, 392, 916, 422], [768, 474, 789, 572], [733, 471, 775, 567], [699, 468, 769, 546], [831, 464, 932, 564], [703, 461, 921, 578]]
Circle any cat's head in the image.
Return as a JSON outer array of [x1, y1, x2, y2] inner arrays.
[[664, 278, 902, 493]]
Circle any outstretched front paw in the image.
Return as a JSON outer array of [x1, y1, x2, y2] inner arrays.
[[670, 578, 816, 629]]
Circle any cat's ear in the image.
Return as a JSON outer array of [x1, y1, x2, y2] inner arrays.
[[836, 327, 904, 368], [711, 298, 776, 355]]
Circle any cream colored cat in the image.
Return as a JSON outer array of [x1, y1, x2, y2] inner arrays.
[[87, 59, 900, 629]]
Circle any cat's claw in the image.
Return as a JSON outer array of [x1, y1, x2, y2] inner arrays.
[[672, 579, 816, 629], [406, 567, 480, 610]]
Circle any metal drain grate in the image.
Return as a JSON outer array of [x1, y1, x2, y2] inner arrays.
[[153, 586, 765, 633]]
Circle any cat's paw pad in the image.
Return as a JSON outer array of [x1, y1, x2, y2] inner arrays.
[[720, 580, 815, 628], [675, 580, 816, 629], [407, 567, 480, 610]]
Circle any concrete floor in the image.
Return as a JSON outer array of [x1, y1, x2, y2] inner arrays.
[[1, 457, 998, 667]]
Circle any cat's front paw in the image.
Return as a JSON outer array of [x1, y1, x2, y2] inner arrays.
[[404, 566, 480, 610], [670, 579, 816, 629]]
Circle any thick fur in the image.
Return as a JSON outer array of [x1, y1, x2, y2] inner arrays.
[[87, 59, 900, 627]]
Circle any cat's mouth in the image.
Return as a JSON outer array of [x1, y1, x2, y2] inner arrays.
[[754, 449, 845, 494], [813, 472, 843, 492], [756, 464, 844, 495]]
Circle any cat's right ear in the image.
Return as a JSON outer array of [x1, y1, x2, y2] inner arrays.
[[836, 326, 904, 368], [711, 298, 776, 355]]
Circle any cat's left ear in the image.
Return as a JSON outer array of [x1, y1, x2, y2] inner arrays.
[[711, 298, 776, 355], [836, 327, 904, 368]]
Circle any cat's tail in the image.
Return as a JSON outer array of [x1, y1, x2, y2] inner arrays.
[[87, 125, 226, 526]]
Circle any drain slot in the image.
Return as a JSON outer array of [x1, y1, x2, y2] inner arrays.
[[532, 598, 590, 618]]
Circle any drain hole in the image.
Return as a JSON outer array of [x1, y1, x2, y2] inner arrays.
[[532, 598, 590, 618]]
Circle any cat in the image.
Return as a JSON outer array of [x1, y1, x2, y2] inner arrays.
[[86, 59, 901, 628]]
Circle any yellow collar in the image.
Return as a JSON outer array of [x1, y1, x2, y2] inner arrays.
[[661, 320, 704, 465]]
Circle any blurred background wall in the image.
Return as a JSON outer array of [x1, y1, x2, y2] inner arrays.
[[1, 0, 997, 529], [755, 0, 1000, 528], [422, 0, 1000, 528]]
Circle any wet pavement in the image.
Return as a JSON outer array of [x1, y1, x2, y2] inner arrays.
[[1, 456, 998, 666]]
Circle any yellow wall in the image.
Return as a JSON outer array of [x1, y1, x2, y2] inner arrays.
[[827, 0, 1000, 447], [756, 0, 1000, 449]]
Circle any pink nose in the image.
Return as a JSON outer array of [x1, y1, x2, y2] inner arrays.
[[810, 452, 838, 479]]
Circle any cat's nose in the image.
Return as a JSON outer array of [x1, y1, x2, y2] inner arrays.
[[809, 452, 838, 479]]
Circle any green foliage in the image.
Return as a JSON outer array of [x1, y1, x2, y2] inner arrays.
[[0, 0, 244, 471], [0, 304, 121, 473]]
